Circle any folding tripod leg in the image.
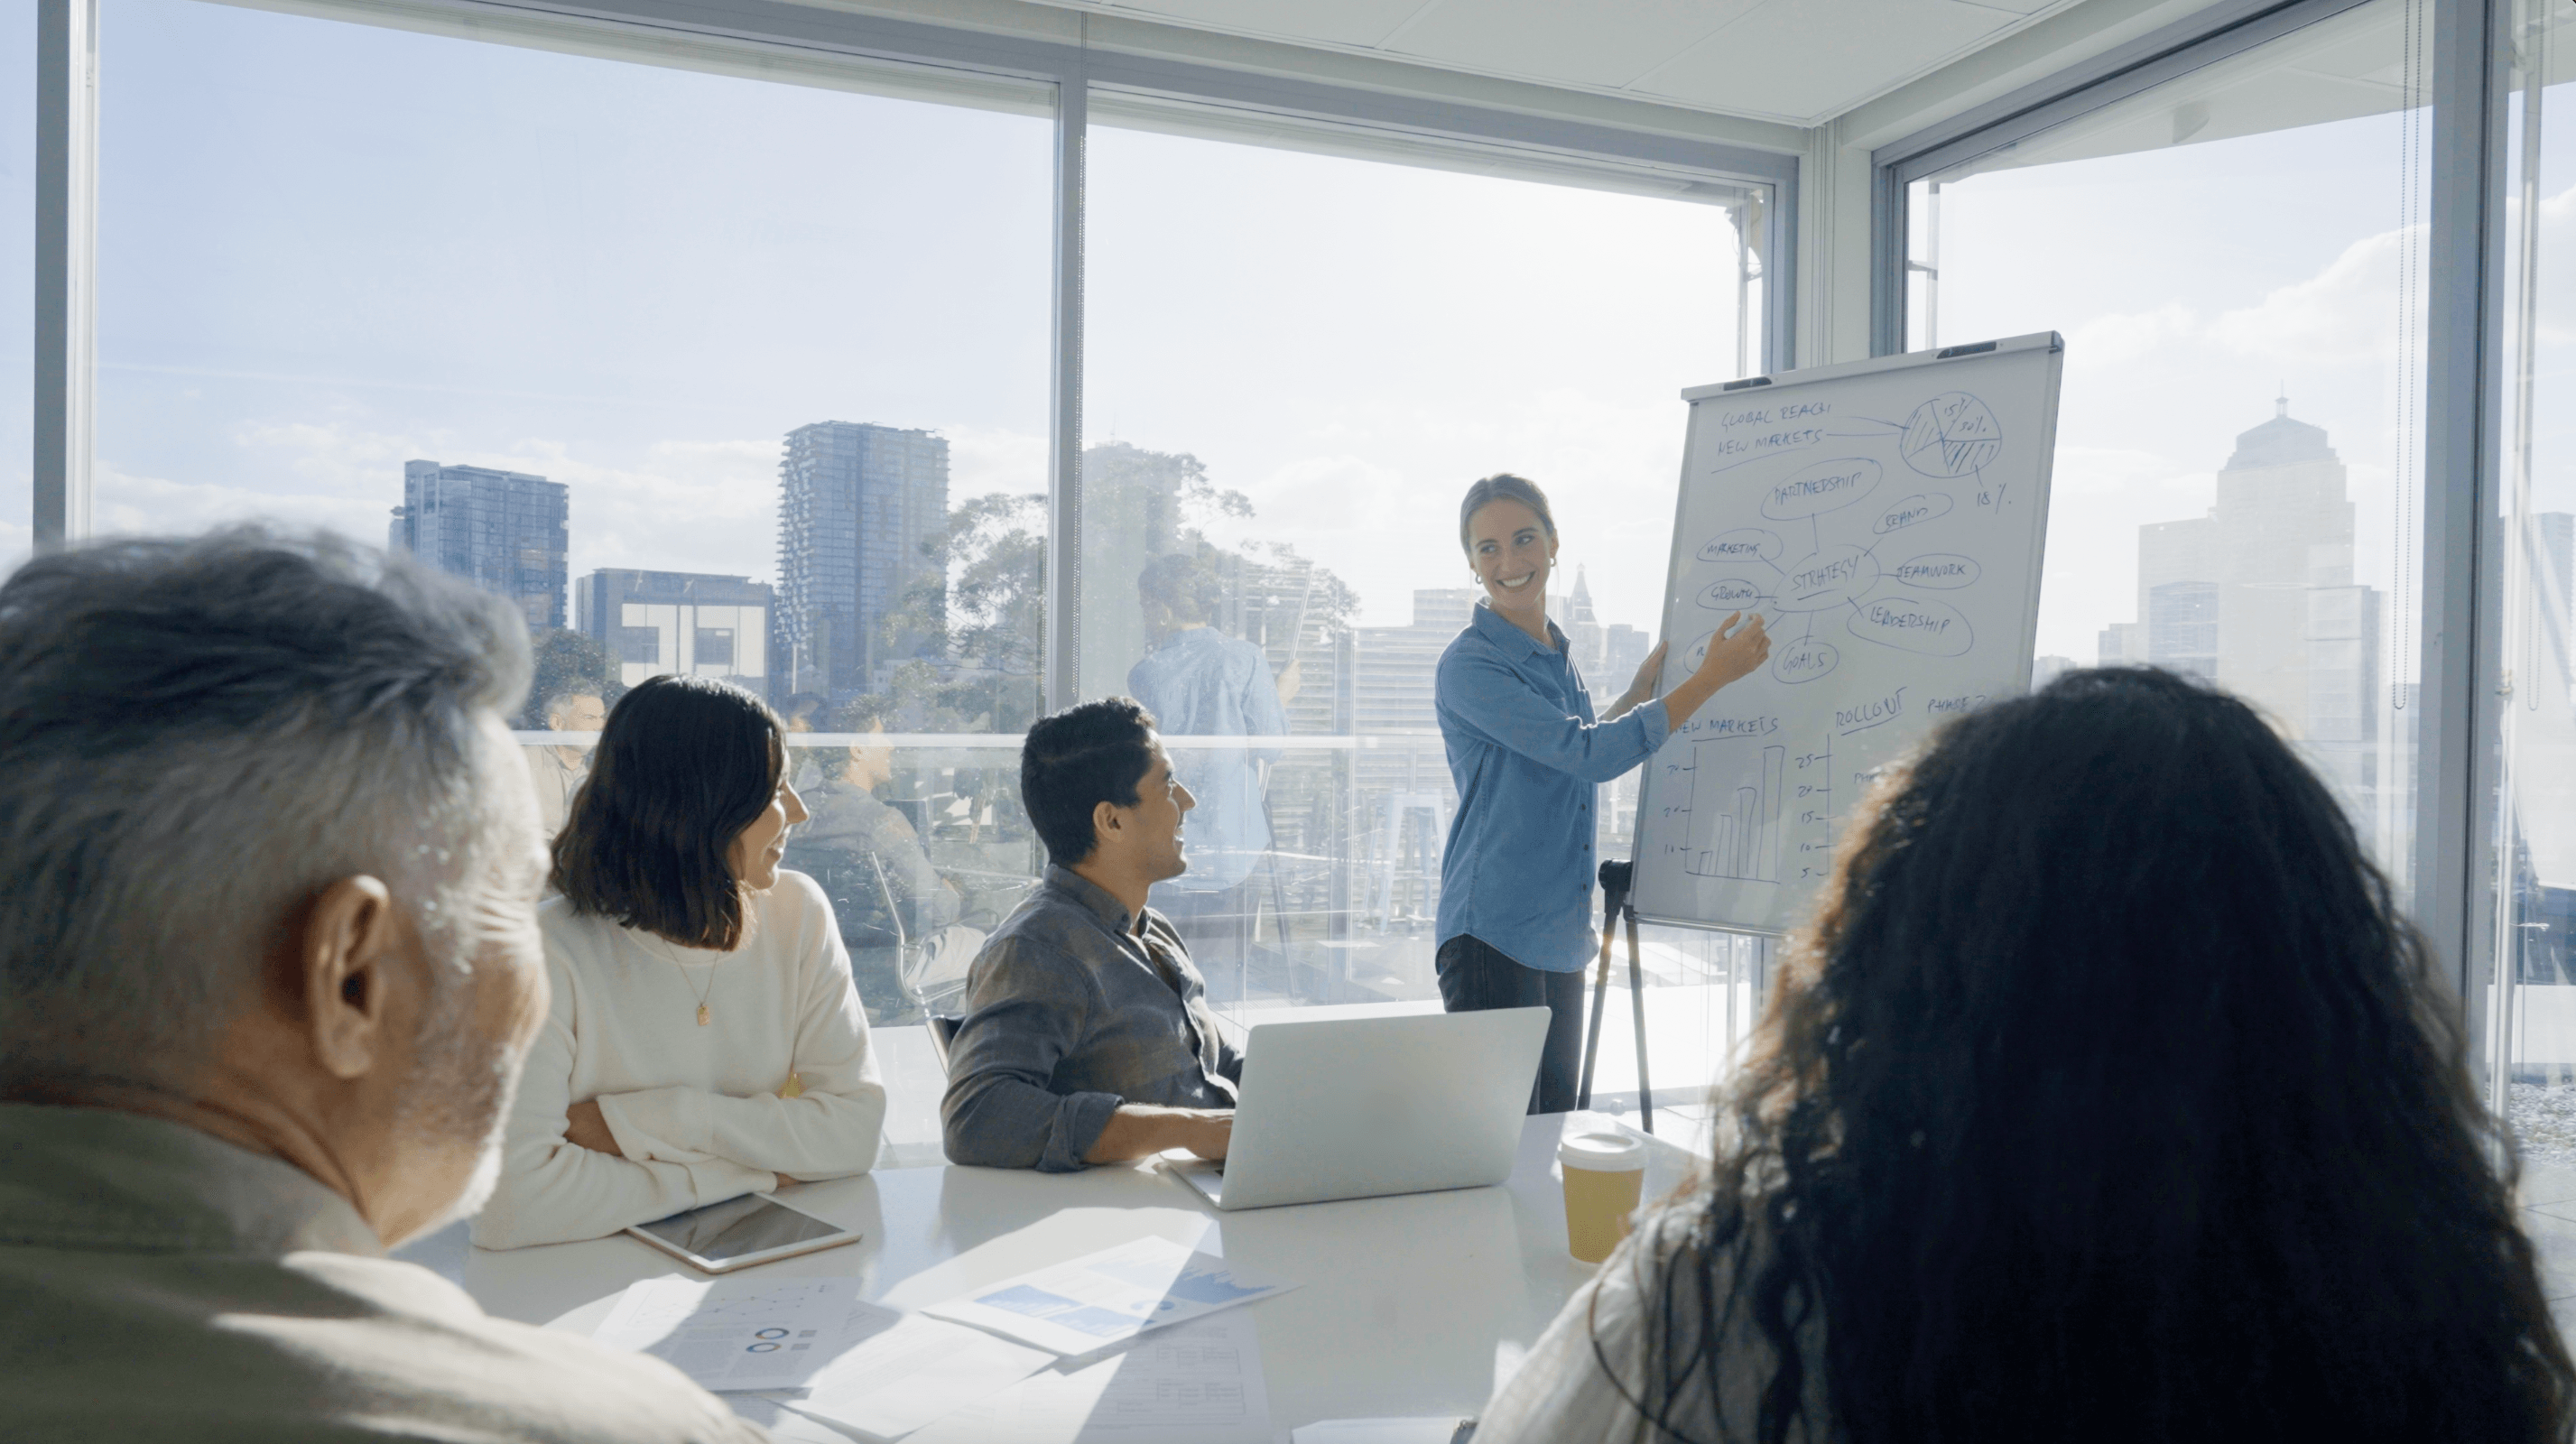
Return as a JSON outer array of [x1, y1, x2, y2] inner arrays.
[[1626, 902, 1653, 1132], [1576, 909, 1615, 1111]]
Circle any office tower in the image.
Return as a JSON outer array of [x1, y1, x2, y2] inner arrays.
[[2098, 622, 2143, 666], [2213, 396, 2356, 734], [1603, 624, 1653, 693], [2033, 654, 2076, 689], [1352, 588, 1479, 940], [388, 460, 569, 630], [776, 421, 950, 699], [2539, 512, 2574, 683], [1081, 441, 1192, 699], [2138, 517, 2216, 679], [1557, 568, 1608, 680], [577, 569, 774, 693], [2108, 396, 2385, 831]]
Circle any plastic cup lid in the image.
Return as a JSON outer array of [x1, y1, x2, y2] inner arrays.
[[1559, 1129, 1646, 1171]]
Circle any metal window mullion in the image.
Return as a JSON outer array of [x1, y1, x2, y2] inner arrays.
[[1044, 60, 1086, 714], [2421, 0, 2511, 1078], [34, 0, 97, 549], [1767, 165, 1798, 373]]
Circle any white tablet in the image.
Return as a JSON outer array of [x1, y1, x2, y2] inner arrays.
[[623, 1194, 862, 1273]]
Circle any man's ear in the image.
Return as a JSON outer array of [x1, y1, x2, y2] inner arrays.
[[300, 875, 402, 1081], [1092, 798, 1125, 852]]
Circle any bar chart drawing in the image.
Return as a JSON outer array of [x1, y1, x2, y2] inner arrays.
[[1683, 743, 1784, 884]]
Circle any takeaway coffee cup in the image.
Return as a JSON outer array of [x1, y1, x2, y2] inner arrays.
[[1560, 1128, 1646, 1264]]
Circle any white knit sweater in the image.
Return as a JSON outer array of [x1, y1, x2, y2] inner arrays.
[[472, 871, 886, 1250]]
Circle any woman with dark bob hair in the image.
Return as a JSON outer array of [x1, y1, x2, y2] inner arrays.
[[475, 675, 885, 1249], [1478, 667, 2575, 1443]]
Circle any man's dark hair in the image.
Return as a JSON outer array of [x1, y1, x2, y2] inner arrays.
[[551, 673, 784, 950], [1021, 698, 1159, 866]]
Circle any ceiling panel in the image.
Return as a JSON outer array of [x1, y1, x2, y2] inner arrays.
[[1029, 0, 2083, 125], [1104, 0, 1415, 50], [1633, 0, 2017, 117], [1381, 0, 1762, 90]]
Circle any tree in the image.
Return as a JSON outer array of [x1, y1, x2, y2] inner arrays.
[[879, 492, 1047, 735]]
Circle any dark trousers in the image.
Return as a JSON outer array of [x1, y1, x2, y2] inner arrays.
[[1435, 934, 1586, 1115]]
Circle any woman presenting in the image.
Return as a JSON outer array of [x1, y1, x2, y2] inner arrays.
[[1434, 473, 1769, 1114]]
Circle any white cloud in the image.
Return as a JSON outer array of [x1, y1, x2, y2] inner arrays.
[[947, 424, 1048, 500], [2065, 304, 2201, 369], [93, 464, 391, 546], [2210, 225, 2422, 365]]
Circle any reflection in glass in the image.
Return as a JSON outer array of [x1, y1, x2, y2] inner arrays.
[[1131, 549, 1293, 1003], [1085, 125, 1770, 1130], [1904, 0, 2428, 899], [2493, 1, 2576, 1163], [1, 0, 31, 570], [783, 724, 987, 1023]]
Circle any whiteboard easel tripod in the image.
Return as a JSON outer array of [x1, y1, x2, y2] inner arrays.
[[1578, 334, 2064, 1114], [1575, 857, 1655, 1130]]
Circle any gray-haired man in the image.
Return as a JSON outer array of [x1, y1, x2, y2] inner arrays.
[[0, 532, 766, 1442]]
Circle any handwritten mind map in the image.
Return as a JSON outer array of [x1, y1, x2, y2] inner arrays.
[[1635, 338, 2060, 936]]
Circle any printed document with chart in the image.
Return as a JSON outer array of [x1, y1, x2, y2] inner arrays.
[[921, 1236, 1293, 1356]]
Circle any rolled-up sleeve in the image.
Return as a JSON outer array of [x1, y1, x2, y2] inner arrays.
[[941, 939, 1124, 1171], [1438, 647, 1666, 782]]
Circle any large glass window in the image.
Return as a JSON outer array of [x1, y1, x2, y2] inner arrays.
[[1085, 122, 1770, 1138], [1904, 0, 2429, 901], [97, 0, 1054, 1153], [2492, 0, 2576, 1208], [1, 0, 32, 572]]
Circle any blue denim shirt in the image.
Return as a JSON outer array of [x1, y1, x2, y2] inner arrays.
[[1127, 625, 1291, 894], [941, 866, 1243, 1171], [1434, 603, 1669, 973]]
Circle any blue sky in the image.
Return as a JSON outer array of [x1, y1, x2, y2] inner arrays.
[[14, 0, 2576, 668]]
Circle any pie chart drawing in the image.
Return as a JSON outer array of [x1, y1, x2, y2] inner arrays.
[[1899, 393, 2002, 477]]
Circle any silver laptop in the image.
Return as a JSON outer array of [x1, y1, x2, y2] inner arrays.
[[1170, 1006, 1550, 1211]]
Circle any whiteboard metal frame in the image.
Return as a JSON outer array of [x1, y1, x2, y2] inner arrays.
[[1630, 329, 2064, 936]]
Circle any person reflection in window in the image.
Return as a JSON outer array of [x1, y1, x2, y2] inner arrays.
[[785, 712, 985, 1022], [1126, 551, 1295, 1002], [526, 688, 606, 841]]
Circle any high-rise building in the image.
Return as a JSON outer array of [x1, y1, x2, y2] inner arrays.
[[2139, 516, 2216, 679], [576, 569, 774, 693], [1352, 588, 1478, 938], [2538, 512, 2575, 681], [2213, 396, 2357, 734], [2108, 397, 2384, 829], [775, 422, 950, 699], [388, 460, 568, 630]]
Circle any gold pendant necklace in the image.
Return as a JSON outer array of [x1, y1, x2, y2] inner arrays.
[[645, 932, 718, 1025]]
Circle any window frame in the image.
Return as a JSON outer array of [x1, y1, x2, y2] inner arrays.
[[1867, 0, 2516, 1074]]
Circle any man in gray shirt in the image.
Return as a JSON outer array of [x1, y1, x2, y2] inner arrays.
[[0, 532, 765, 1443], [941, 698, 1239, 1171]]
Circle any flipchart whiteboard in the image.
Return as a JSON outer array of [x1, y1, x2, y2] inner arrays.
[[1629, 332, 2064, 935]]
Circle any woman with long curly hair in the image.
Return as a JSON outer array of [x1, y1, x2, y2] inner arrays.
[[1479, 666, 2574, 1443]]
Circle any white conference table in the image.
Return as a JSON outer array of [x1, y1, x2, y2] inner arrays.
[[444, 1112, 1698, 1440]]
